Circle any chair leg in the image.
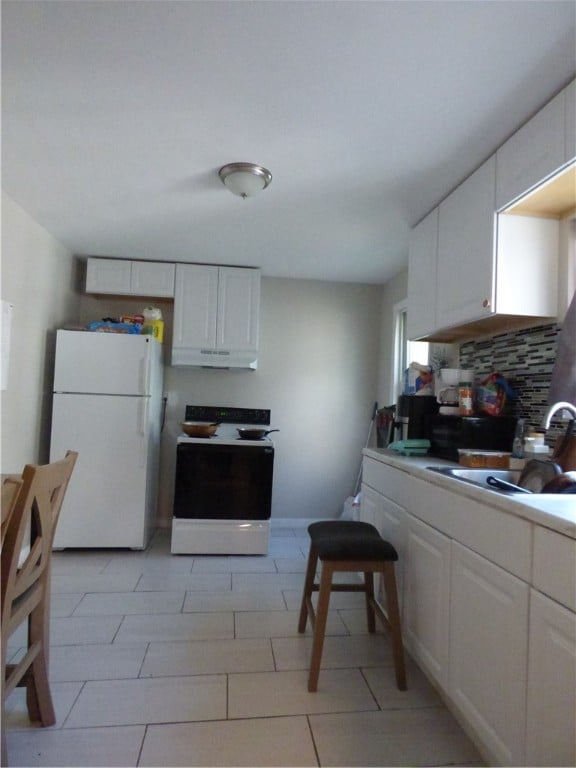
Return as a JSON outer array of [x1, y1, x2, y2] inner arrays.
[[364, 571, 376, 633], [308, 562, 333, 692], [26, 600, 56, 726], [382, 562, 407, 690], [298, 546, 318, 633], [26, 655, 56, 727]]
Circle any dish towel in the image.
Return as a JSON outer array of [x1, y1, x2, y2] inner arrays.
[[548, 289, 576, 406]]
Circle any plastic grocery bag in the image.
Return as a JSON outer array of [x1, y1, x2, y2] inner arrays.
[[475, 373, 514, 416]]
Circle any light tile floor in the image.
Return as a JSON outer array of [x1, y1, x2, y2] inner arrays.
[[5, 525, 485, 767]]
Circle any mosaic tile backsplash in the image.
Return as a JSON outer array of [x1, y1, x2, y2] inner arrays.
[[459, 322, 566, 444]]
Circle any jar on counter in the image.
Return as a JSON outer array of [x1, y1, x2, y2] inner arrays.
[[458, 372, 474, 416]]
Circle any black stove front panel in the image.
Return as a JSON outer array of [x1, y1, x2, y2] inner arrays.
[[185, 405, 271, 425], [174, 441, 274, 520]]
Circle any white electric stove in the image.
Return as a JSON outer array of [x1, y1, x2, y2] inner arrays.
[[171, 406, 276, 555]]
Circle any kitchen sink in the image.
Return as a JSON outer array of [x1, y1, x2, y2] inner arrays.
[[426, 466, 524, 493]]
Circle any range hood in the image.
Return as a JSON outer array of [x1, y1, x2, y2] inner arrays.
[[171, 346, 257, 369]]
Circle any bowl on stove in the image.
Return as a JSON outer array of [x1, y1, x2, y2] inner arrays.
[[181, 422, 219, 438]]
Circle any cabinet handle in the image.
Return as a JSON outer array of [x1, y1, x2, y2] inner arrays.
[[482, 299, 491, 308]]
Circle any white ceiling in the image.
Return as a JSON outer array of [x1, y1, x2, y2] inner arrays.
[[2, 1, 575, 285]]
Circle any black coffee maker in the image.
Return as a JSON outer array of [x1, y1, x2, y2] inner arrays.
[[395, 395, 439, 441]]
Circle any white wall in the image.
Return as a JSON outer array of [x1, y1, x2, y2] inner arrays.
[[79, 276, 383, 524], [1, 192, 80, 472]]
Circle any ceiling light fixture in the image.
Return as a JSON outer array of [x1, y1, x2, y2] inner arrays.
[[218, 162, 272, 199]]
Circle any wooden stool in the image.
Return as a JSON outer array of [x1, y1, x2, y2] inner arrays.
[[298, 520, 407, 692]]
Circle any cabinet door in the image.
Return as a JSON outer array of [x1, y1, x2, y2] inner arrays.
[[407, 208, 438, 339], [131, 261, 175, 297], [449, 541, 529, 766], [526, 589, 576, 767], [565, 79, 576, 163], [173, 264, 218, 350], [404, 514, 451, 688], [436, 156, 496, 329], [496, 90, 566, 210], [86, 258, 131, 294], [217, 267, 260, 352], [359, 483, 379, 527], [378, 494, 408, 615]]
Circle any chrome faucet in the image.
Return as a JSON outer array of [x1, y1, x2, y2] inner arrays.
[[542, 401, 576, 429]]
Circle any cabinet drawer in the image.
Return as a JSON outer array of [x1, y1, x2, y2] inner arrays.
[[447, 494, 531, 581], [362, 457, 407, 505], [532, 526, 576, 611]]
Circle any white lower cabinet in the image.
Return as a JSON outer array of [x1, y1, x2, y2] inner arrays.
[[360, 483, 408, 613], [449, 541, 529, 766], [526, 589, 576, 767], [361, 454, 575, 766], [404, 514, 451, 689], [358, 483, 379, 527]]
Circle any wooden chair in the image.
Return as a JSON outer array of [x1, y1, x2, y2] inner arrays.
[[1, 451, 77, 765], [1, 477, 24, 547], [298, 520, 407, 692]]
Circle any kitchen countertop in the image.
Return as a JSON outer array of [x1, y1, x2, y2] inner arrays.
[[363, 448, 576, 539]]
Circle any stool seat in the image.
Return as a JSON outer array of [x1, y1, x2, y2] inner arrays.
[[299, 518, 407, 693], [308, 520, 398, 562]]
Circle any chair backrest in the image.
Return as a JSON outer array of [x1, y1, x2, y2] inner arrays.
[[1, 477, 23, 547], [1, 451, 78, 643]]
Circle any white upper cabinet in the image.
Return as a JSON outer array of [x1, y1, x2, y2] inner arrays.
[[173, 263, 218, 352], [171, 264, 260, 368], [436, 156, 496, 329], [409, 156, 559, 339], [216, 267, 261, 353], [130, 261, 175, 297], [86, 257, 175, 297], [496, 89, 566, 211], [86, 258, 132, 294], [564, 79, 576, 163], [407, 208, 438, 339]]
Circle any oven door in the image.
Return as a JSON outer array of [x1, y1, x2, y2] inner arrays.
[[174, 442, 274, 520]]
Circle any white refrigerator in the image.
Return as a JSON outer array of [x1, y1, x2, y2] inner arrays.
[[50, 330, 163, 549]]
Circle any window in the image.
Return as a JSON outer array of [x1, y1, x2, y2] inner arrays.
[[391, 301, 429, 401]]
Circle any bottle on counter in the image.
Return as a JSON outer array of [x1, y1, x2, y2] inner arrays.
[[512, 418, 525, 458]]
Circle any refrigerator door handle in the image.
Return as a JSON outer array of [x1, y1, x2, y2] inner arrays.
[[140, 354, 151, 396], [138, 398, 149, 467], [139, 397, 149, 435]]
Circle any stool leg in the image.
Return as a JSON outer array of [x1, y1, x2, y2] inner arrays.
[[383, 562, 407, 690], [308, 561, 333, 692], [364, 571, 376, 633], [298, 545, 318, 633]]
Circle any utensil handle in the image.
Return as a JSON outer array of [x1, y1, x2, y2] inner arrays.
[[486, 476, 532, 493]]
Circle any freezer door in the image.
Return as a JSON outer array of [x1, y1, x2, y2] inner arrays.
[[50, 393, 153, 548], [53, 330, 158, 395]]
